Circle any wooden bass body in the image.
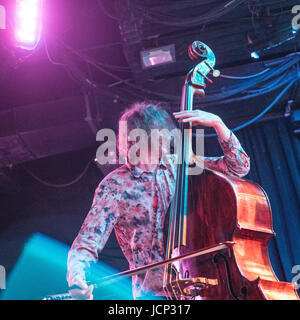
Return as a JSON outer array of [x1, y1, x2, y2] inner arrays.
[[178, 169, 299, 300]]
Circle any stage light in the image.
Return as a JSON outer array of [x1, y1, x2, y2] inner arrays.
[[246, 6, 298, 59], [140, 44, 176, 69], [292, 25, 298, 35], [15, 0, 43, 50], [251, 51, 260, 60], [291, 109, 300, 136], [284, 100, 293, 118], [1, 233, 134, 300]]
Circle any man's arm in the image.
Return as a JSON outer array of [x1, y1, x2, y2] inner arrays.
[[173, 110, 250, 177], [203, 128, 250, 177], [67, 176, 120, 299]]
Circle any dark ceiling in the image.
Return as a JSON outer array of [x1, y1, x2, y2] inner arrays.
[[0, 0, 299, 190]]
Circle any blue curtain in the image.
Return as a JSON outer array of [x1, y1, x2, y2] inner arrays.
[[235, 117, 300, 283]]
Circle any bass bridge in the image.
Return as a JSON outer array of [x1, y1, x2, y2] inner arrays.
[[164, 276, 218, 299]]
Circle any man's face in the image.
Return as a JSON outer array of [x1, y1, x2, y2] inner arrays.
[[118, 120, 179, 166]]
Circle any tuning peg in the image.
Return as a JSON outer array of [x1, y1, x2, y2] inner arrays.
[[204, 61, 220, 78], [197, 70, 213, 84], [212, 69, 220, 78]]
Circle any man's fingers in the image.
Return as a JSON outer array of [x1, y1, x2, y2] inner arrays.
[[174, 113, 201, 121], [174, 110, 197, 114], [174, 114, 191, 119], [85, 285, 94, 295], [178, 116, 199, 122], [173, 111, 195, 117], [69, 279, 94, 300], [69, 288, 93, 300], [69, 288, 86, 299], [72, 278, 88, 290]]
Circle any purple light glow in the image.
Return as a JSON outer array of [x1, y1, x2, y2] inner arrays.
[[15, 0, 43, 50]]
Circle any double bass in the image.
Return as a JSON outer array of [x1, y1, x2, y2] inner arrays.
[[162, 41, 299, 300], [45, 41, 299, 300]]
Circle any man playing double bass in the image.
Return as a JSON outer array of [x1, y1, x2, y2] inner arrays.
[[67, 101, 250, 300]]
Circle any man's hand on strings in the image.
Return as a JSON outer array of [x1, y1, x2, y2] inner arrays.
[[173, 109, 232, 141], [173, 109, 222, 128]]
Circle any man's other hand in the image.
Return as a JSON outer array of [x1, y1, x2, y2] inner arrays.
[[69, 278, 94, 300]]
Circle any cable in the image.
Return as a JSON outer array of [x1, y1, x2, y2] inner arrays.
[[213, 68, 294, 104], [23, 158, 94, 188], [45, 39, 142, 104], [204, 77, 299, 137], [198, 54, 300, 105], [60, 40, 130, 72], [43, 38, 67, 67], [11, 105, 37, 161], [97, 0, 120, 21], [232, 78, 298, 131], [134, 0, 246, 28], [59, 40, 181, 101], [48, 36, 300, 107], [45, 36, 129, 76], [220, 68, 270, 79], [81, 42, 123, 52]]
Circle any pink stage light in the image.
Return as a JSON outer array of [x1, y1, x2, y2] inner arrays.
[[15, 0, 43, 50]]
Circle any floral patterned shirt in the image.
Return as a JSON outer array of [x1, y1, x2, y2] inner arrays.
[[67, 131, 250, 299]]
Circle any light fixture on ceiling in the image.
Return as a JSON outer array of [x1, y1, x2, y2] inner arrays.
[[140, 44, 176, 69], [15, 0, 43, 50], [250, 51, 260, 60]]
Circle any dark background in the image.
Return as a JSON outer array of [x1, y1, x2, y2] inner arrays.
[[0, 0, 299, 299]]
